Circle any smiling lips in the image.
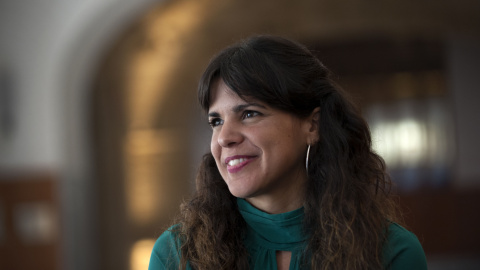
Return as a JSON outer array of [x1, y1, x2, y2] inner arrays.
[[225, 155, 256, 173]]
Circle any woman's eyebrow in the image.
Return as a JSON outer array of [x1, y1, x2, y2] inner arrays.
[[232, 103, 266, 113], [208, 103, 267, 117], [208, 111, 220, 118]]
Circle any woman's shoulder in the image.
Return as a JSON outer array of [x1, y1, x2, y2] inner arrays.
[[148, 225, 183, 270], [383, 222, 428, 270]]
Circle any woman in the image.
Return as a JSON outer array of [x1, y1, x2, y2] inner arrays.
[[149, 35, 427, 270]]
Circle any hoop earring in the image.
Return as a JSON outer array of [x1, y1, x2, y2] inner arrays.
[[306, 144, 311, 173]]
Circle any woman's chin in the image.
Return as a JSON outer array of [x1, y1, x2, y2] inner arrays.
[[227, 186, 254, 199], [228, 189, 248, 199]]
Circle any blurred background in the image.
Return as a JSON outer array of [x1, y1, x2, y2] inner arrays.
[[0, 0, 479, 269]]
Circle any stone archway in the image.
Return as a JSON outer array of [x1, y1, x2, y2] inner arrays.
[[58, 1, 161, 270], [87, 1, 478, 269]]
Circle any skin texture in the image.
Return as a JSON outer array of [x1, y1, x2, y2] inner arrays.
[[208, 79, 318, 214], [276, 250, 292, 270]]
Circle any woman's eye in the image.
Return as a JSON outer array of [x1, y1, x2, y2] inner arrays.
[[243, 110, 260, 119], [208, 118, 223, 128]]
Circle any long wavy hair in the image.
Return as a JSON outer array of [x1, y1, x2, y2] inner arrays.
[[174, 35, 398, 269]]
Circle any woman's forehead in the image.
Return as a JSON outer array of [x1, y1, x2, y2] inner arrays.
[[209, 82, 244, 109], [208, 80, 269, 112]]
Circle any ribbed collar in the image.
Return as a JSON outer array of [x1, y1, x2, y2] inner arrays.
[[237, 198, 308, 250]]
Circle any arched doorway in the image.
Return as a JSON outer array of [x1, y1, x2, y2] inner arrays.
[[86, 0, 476, 269]]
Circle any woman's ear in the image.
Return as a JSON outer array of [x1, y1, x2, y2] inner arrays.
[[306, 107, 320, 144]]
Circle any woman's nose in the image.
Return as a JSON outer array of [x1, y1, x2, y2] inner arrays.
[[217, 121, 243, 147]]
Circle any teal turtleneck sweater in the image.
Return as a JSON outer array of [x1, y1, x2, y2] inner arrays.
[[149, 199, 427, 269], [237, 198, 309, 269]]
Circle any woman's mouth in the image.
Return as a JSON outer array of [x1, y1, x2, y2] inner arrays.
[[225, 156, 256, 173]]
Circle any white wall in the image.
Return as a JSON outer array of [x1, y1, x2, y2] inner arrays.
[[0, 1, 158, 270], [0, 0, 157, 171]]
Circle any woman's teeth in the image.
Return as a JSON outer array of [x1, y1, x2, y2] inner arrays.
[[228, 158, 247, 166]]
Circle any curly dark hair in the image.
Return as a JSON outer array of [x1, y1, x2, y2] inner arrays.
[[174, 35, 398, 269]]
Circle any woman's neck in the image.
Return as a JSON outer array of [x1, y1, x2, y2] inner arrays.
[[244, 168, 307, 214], [245, 189, 304, 214]]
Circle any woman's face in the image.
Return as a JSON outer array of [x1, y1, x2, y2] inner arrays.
[[208, 79, 316, 212]]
